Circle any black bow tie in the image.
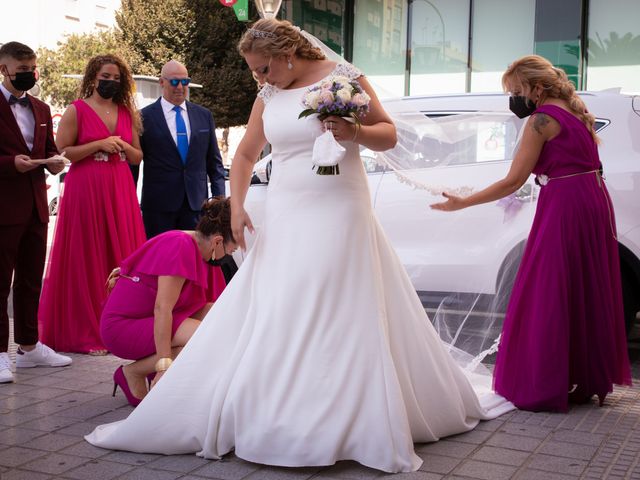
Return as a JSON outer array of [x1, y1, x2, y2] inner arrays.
[[8, 95, 30, 107]]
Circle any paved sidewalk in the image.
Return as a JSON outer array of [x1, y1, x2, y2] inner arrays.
[[1, 340, 639, 480]]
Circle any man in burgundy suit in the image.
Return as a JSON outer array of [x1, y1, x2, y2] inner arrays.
[[0, 42, 72, 384]]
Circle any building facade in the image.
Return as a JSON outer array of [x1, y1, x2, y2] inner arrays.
[[279, 0, 640, 97], [0, 0, 121, 51]]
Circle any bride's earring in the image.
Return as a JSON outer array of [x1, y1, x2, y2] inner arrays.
[[287, 58, 293, 70]]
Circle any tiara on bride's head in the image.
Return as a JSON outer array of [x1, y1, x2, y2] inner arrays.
[[248, 28, 277, 39]]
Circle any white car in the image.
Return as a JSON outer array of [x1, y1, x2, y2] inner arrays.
[[235, 91, 640, 333]]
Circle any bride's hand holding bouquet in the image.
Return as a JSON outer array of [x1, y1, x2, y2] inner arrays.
[[299, 75, 371, 175]]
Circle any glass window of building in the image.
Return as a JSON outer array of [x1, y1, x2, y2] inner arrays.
[[586, 0, 640, 93], [470, 0, 535, 92], [408, 0, 469, 96], [352, 0, 408, 98], [281, 0, 347, 57]]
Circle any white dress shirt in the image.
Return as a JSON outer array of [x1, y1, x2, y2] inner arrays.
[[160, 97, 190, 146], [1, 83, 35, 151]]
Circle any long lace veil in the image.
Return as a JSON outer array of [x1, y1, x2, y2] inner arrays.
[[300, 28, 528, 373]]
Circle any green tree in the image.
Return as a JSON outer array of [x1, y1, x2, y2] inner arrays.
[[37, 30, 139, 108], [116, 0, 195, 75], [184, 0, 258, 128]]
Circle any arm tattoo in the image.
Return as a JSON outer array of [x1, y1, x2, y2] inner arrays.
[[532, 113, 550, 135]]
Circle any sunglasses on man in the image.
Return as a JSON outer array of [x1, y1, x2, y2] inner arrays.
[[164, 77, 191, 87]]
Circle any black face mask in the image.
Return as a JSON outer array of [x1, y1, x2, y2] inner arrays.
[[208, 257, 224, 267], [509, 95, 537, 118], [5, 70, 37, 92], [96, 79, 120, 99]]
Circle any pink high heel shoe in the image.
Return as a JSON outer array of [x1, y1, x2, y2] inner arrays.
[[112, 366, 143, 407]]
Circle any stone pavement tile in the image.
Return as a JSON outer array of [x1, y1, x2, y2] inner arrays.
[[549, 429, 605, 447], [448, 429, 493, 445], [59, 440, 111, 459], [61, 458, 134, 480], [190, 458, 262, 479], [0, 411, 43, 428], [0, 469, 53, 479], [416, 453, 461, 474], [146, 453, 211, 473], [15, 374, 64, 388], [0, 383, 38, 396], [21, 386, 71, 401], [317, 461, 383, 479], [497, 423, 552, 439], [379, 472, 442, 480], [114, 468, 183, 480], [537, 440, 597, 461], [0, 394, 43, 410], [242, 465, 322, 479], [55, 420, 101, 436], [451, 460, 517, 480], [484, 433, 542, 452], [20, 452, 89, 475], [526, 453, 587, 476], [26, 432, 82, 452], [516, 468, 578, 479], [0, 427, 46, 446], [470, 446, 529, 467], [19, 414, 79, 433], [55, 398, 126, 421], [14, 399, 80, 416], [474, 418, 506, 432], [414, 440, 477, 458], [0, 446, 48, 468], [86, 406, 132, 424], [102, 450, 162, 466]]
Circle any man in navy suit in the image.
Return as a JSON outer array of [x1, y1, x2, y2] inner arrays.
[[0, 42, 72, 384], [140, 60, 225, 238]]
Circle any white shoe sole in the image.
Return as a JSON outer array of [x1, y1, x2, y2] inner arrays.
[[0, 373, 14, 383]]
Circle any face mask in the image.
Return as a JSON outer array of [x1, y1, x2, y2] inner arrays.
[[208, 258, 225, 267], [4, 69, 37, 92], [509, 95, 537, 118], [96, 79, 120, 99]]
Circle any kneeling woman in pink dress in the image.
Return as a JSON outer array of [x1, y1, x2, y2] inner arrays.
[[103, 198, 236, 406]]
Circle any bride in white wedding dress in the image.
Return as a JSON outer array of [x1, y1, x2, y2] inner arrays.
[[86, 19, 513, 473]]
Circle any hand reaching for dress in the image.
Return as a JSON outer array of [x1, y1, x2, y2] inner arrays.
[[231, 206, 255, 251], [430, 192, 466, 212]]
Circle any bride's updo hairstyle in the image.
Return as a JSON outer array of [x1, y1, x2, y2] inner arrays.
[[502, 55, 598, 142], [196, 197, 235, 244], [238, 18, 325, 62]]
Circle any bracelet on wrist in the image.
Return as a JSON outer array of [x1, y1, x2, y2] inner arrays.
[[351, 123, 361, 142], [155, 357, 173, 372]]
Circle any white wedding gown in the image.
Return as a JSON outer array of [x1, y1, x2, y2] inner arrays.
[[86, 64, 513, 473]]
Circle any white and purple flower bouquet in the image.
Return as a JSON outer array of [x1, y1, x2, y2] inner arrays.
[[299, 76, 371, 175]]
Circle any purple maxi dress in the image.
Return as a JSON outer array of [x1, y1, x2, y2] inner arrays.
[[493, 104, 632, 412]]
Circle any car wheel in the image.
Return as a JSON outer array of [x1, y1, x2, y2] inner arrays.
[[48, 197, 58, 216]]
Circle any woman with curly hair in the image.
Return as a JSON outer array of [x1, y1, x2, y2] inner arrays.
[[432, 55, 632, 411], [39, 54, 147, 354]]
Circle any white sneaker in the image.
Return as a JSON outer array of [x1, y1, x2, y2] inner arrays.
[[0, 352, 14, 383], [15, 342, 72, 368]]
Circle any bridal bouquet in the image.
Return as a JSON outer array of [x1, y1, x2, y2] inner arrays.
[[299, 76, 371, 175]]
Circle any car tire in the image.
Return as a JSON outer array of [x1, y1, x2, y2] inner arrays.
[[48, 197, 58, 216]]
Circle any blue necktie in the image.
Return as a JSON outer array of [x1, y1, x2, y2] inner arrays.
[[173, 105, 189, 164]]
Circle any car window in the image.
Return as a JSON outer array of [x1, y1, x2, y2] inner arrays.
[[385, 112, 524, 170]]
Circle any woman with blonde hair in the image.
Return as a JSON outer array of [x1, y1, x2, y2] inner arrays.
[[432, 54, 631, 411], [39, 54, 146, 354], [86, 19, 514, 473]]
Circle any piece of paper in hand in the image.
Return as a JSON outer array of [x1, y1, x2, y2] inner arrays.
[[311, 130, 346, 167]]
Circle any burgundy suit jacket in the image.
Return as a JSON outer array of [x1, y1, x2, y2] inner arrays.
[[0, 93, 58, 225]]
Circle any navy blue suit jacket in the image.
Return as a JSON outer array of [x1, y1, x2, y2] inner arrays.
[[140, 98, 225, 212]]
